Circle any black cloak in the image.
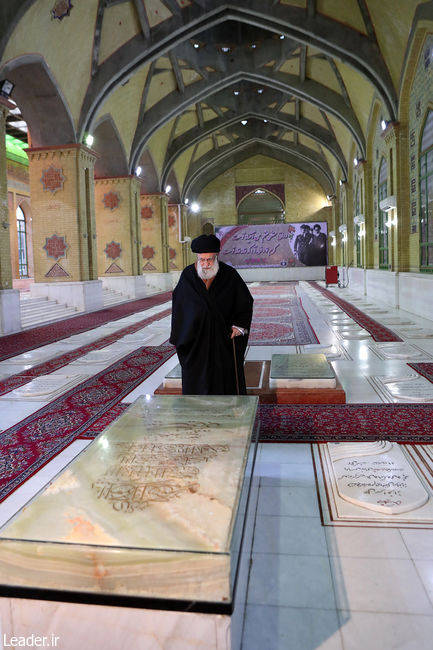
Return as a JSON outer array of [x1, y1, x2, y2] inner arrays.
[[169, 261, 254, 395]]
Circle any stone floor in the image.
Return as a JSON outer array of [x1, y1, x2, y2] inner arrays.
[[1, 281, 433, 649]]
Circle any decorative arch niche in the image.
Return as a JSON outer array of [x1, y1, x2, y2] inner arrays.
[[237, 188, 285, 225]]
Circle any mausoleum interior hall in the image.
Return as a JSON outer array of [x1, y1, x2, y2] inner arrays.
[[2, 2, 433, 649]]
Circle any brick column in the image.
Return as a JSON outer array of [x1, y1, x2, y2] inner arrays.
[[139, 193, 171, 292], [95, 175, 146, 298], [25, 144, 103, 312], [0, 99, 21, 334]]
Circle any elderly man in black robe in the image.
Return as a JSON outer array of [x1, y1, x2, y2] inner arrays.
[[170, 234, 254, 395]]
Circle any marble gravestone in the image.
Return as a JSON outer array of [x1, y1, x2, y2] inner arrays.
[[0, 394, 259, 650], [269, 353, 337, 388], [328, 441, 429, 515]]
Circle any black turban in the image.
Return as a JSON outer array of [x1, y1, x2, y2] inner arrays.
[[191, 234, 221, 253]]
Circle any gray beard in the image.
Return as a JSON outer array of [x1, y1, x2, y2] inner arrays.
[[197, 259, 219, 280]]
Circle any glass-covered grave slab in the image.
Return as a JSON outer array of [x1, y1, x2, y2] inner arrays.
[[270, 353, 337, 388], [0, 395, 259, 612]]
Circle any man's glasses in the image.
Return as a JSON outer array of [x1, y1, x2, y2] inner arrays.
[[197, 255, 217, 265]]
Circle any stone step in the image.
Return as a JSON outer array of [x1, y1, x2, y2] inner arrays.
[[102, 289, 128, 306], [20, 301, 65, 316], [19, 294, 78, 330], [20, 297, 59, 310], [21, 307, 78, 328]]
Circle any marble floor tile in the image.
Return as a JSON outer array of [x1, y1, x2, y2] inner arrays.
[[242, 605, 343, 650], [337, 611, 433, 650], [400, 529, 433, 560], [258, 442, 313, 465], [253, 515, 328, 555], [330, 557, 433, 614], [413, 560, 433, 606], [0, 400, 47, 429], [256, 485, 320, 517], [248, 553, 337, 609], [258, 460, 316, 487], [325, 527, 410, 559]]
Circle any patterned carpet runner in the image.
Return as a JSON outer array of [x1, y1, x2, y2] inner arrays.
[[259, 403, 433, 443], [0, 308, 171, 397], [249, 283, 318, 345], [0, 344, 175, 502], [0, 291, 172, 361], [308, 281, 402, 342], [408, 363, 433, 383], [79, 401, 433, 445]]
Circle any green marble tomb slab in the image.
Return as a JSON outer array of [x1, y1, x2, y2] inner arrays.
[[163, 363, 182, 387], [0, 395, 259, 610], [269, 353, 337, 388]]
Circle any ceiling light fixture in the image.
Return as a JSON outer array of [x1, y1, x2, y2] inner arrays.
[[0, 79, 14, 98]]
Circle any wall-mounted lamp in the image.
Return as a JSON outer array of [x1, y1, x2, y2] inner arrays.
[[135, 166, 142, 176], [0, 79, 14, 99], [85, 133, 94, 147], [190, 202, 200, 213], [1, 221, 10, 229], [165, 184, 171, 194], [326, 194, 336, 201], [339, 179, 347, 186], [379, 195, 396, 212]]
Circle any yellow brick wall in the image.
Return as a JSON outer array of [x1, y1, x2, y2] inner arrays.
[[27, 145, 97, 282], [94, 177, 135, 276], [140, 193, 165, 272], [167, 204, 184, 271]]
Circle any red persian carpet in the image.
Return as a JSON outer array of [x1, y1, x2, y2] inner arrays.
[[0, 291, 172, 361], [79, 401, 433, 445], [0, 344, 175, 502], [0, 308, 171, 397], [258, 403, 433, 443], [308, 281, 402, 342], [408, 363, 433, 382], [249, 283, 318, 345]]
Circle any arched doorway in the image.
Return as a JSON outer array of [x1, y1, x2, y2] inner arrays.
[[237, 189, 285, 224]]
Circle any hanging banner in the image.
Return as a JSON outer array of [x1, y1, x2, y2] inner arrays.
[[215, 222, 328, 268]]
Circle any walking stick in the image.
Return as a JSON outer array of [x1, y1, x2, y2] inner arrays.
[[232, 336, 240, 395]]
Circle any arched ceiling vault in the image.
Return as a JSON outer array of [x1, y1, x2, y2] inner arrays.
[[2, 1, 431, 199], [184, 138, 335, 199]]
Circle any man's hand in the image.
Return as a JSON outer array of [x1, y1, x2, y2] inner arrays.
[[231, 326, 243, 338]]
